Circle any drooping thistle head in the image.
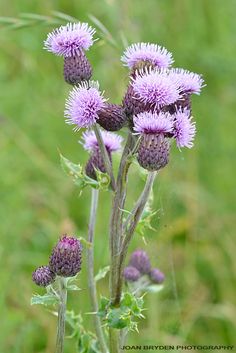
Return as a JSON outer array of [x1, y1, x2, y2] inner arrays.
[[82, 130, 122, 180], [65, 81, 106, 129], [44, 22, 96, 84], [123, 266, 141, 282], [32, 265, 56, 287], [49, 235, 82, 277]]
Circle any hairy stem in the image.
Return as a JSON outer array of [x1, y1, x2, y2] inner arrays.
[[87, 188, 108, 353], [55, 277, 67, 353], [94, 124, 116, 191]]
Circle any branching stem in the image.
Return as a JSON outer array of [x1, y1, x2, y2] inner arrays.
[[55, 277, 67, 353]]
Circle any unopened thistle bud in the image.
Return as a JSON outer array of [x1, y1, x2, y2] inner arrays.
[[123, 266, 141, 282], [129, 249, 151, 275], [44, 22, 96, 85], [64, 50, 92, 85], [149, 268, 165, 284], [82, 130, 122, 180], [97, 103, 127, 131], [49, 236, 82, 277], [32, 265, 56, 287]]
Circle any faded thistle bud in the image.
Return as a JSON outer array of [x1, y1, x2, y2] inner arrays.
[[32, 266, 56, 287], [49, 236, 82, 277]]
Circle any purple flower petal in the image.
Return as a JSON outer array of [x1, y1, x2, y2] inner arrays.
[[133, 111, 174, 134], [82, 130, 123, 152], [173, 109, 196, 148], [44, 22, 96, 57], [121, 42, 174, 69], [65, 81, 106, 129]]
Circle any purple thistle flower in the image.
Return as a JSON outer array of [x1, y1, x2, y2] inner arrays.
[[121, 42, 174, 70], [149, 268, 165, 284], [82, 130, 123, 153], [65, 81, 106, 129], [32, 266, 56, 287], [173, 109, 196, 148], [133, 111, 174, 134], [49, 235, 82, 277], [170, 68, 204, 95], [132, 69, 181, 107], [44, 22, 96, 57], [123, 266, 141, 282], [129, 249, 151, 275]]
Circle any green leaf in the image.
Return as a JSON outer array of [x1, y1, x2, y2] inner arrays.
[[65, 275, 81, 291], [94, 266, 110, 282], [60, 154, 110, 192], [31, 293, 59, 306]]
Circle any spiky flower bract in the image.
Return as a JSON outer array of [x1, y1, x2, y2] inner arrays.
[[132, 69, 181, 107], [44, 22, 96, 57], [123, 266, 141, 282], [82, 130, 123, 152], [149, 268, 165, 284], [49, 235, 82, 277], [133, 111, 174, 134], [129, 249, 151, 275], [173, 109, 196, 148], [170, 68, 204, 95], [121, 42, 174, 70], [65, 81, 106, 129], [97, 103, 127, 131], [32, 266, 56, 287]]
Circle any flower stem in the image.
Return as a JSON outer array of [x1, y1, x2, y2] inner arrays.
[[55, 277, 67, 353], [93, 124, 116, 191], [87, 188, 108, 353]]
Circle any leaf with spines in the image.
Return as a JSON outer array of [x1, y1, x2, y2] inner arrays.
[[31, 293, 59, 306], [94, 266, 110, 282]]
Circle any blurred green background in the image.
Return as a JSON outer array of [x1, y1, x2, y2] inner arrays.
[[0, 0, 236, 352]]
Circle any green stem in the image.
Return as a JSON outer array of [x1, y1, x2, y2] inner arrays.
[[55, 277, 67, 353], [114, 171, 157, 305], [93, 124, 116, 191], [87, 188, 108, 353]]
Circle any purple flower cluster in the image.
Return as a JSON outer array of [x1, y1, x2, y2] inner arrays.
[[123, 249, 165, 285], [32, 235, 82, 287], [44, 23, 204, 173]]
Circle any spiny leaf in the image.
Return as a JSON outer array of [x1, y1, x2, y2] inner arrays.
[[94, 266, 110, 282]]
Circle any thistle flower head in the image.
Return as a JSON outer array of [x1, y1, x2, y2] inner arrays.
[[123, 266, 141, 282], [149, 268, 165, 284], [32, 266, 56, 287], [132, 69, 181, 107], [82, 130, 123, 153], [133, 111, 174, 135], [65, 81, 106, 129], [97, 103, 127, 131], [121, 42, 174, 70], [44, 22, 96, 57], [173, 108, 196, 148], [49, 235, 82, 277], [170, 68, 204, 95], [129, 249, 151, 274]]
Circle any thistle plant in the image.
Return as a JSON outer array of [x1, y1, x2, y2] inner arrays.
[[32, 20, 204, 353]]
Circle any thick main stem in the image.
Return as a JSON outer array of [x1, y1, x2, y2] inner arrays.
[[87, 188, 108, 353], [94, 124, 116, 191], [55, 277, 67, 353]]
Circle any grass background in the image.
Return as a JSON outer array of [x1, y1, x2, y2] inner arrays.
[[0, 0, 236, 352]]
